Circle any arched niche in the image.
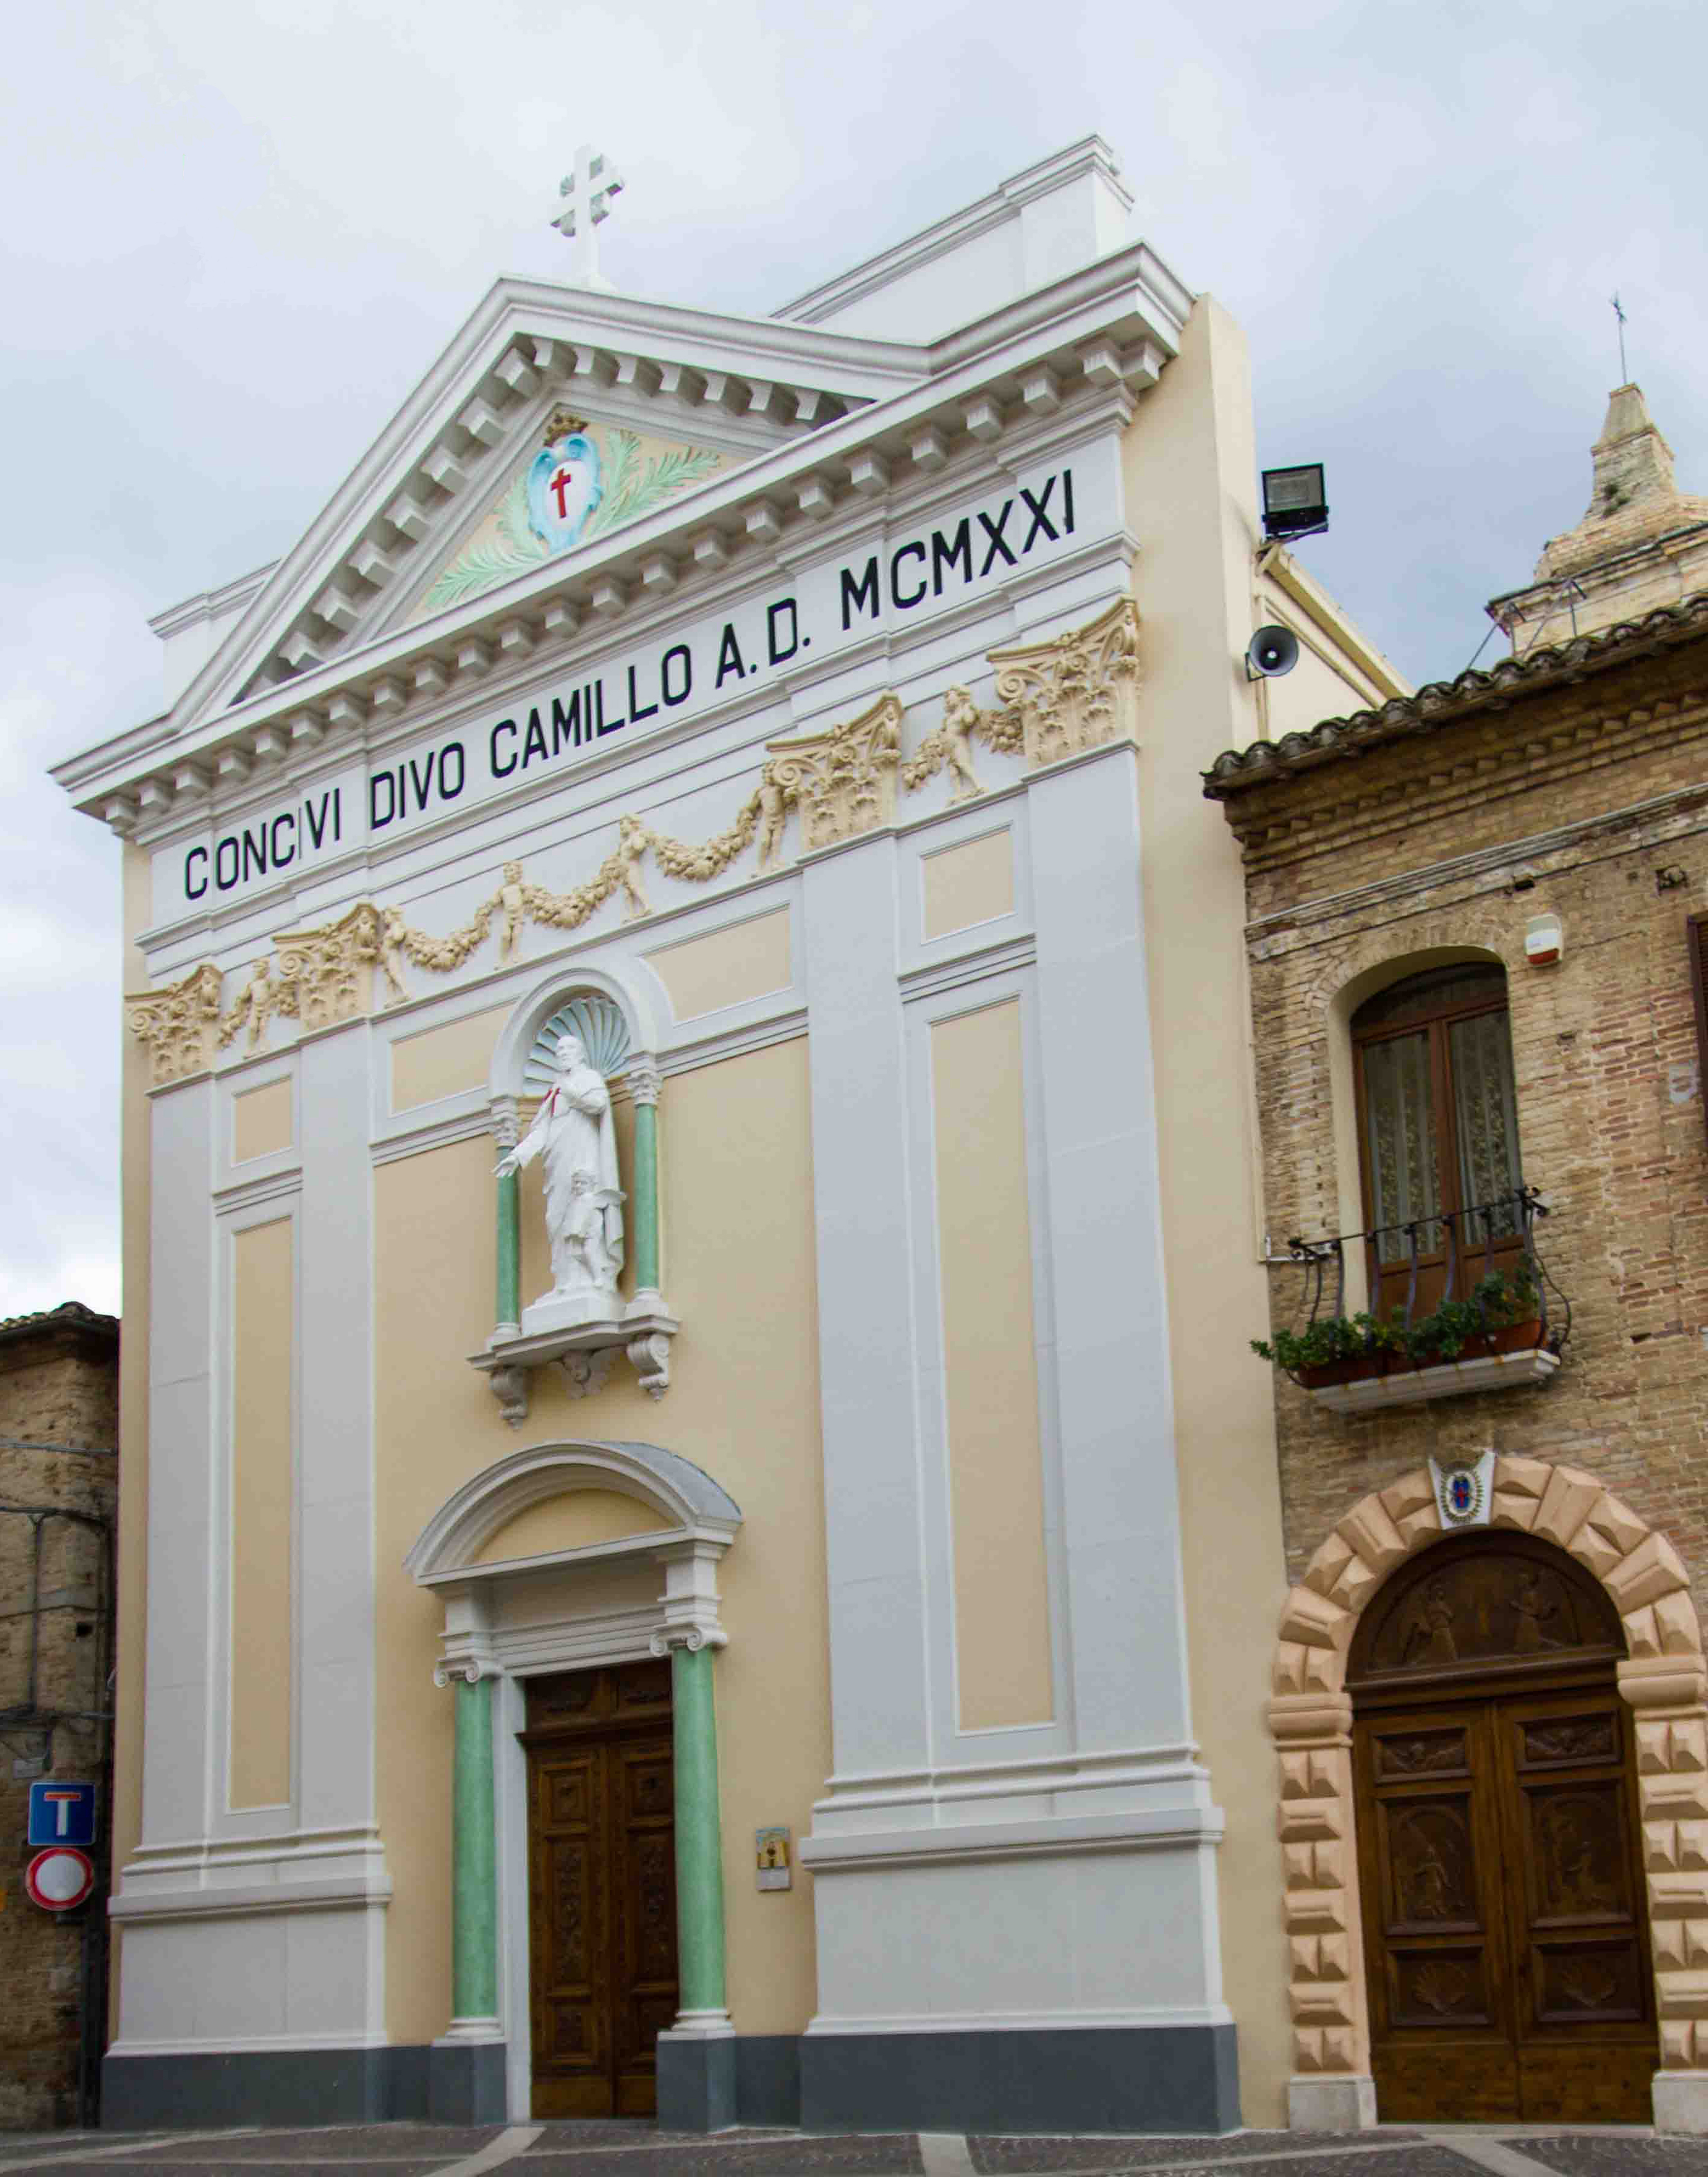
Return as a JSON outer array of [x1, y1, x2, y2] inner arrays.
[[474, 963, 674, 1418]]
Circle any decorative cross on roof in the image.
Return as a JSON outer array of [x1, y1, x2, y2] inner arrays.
[[549, 144, 625, 290]]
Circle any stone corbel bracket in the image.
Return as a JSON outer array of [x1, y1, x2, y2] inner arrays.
[[469, 1303, 681, 1425]]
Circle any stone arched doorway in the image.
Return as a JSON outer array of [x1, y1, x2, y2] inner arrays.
[[1271, 1454, 1708, 2134], [1349, 1526, 1653, 2120]]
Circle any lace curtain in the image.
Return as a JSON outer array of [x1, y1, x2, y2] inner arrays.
[[1450, 1010, 1522, 1240], [1364, 1030, 1441, 1255]]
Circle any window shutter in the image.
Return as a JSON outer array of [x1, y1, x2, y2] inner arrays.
[[1690, 913, 1708, 1148]]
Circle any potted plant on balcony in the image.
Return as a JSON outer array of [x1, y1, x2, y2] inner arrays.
[[1251, 1309, 1407, 1389], [1253, 1263, 1545, 1389]]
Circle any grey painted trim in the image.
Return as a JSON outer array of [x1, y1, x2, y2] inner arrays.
[[798, 2023, 1239, 2134], [735, 2036, 802, 2128], [655, 2034, 737, 2133], [102, 2045, 431, 2130], [427, 2040, 509, 2126]]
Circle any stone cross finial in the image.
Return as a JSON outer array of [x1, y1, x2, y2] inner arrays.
[[549, 145, 625, 289]]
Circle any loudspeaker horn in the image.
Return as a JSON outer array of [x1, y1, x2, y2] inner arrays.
[[1246, 624, 1299, 679]]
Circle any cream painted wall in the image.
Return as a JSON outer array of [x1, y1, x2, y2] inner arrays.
[[374, 1035, 831, 2044], [1123, 296, 1296, 2125], [472, 1488, 671, 1565], [922, 829, 1014, 942], [390, 1003, 511, 1113], [229, 1217, 294, 1809], [112, 843, 154, 2029], [645, 908, 791, 1022], [232, 1077, 293, 1162], [931, 999, 1052, 1731]]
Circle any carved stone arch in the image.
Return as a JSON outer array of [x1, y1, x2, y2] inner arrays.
[[1270, 1453, 1708, 2128]]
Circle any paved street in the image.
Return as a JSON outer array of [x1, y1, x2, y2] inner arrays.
[[2, 2124, 1708, 2177]]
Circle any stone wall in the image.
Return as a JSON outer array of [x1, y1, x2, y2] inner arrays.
[[0, 1305, 118, 2130], [1219, 632, 1708, 1618]]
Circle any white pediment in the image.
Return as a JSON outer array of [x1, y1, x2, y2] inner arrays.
[[161, 279, 926, 735]]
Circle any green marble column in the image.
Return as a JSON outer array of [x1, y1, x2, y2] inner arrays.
[[450, 1670, 499, 2024], [495, 1167, 519, 1334], [628, 1059, 662, 1299], [669, 1640, 727, 2017]]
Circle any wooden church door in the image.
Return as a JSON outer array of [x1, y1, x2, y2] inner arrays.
[[521, 1661, 679, 2117], [1350, 1532, 1656, 2122]]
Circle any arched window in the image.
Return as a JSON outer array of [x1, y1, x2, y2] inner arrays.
[[1352, 963, 1523, 1316]]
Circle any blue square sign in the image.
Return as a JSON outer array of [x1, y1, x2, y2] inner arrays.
[[27, 1781, 97, 1849]]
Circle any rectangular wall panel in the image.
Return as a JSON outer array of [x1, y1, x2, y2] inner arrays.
[[390, 1003, 510, 1112], [930, 998, 1053, 1730], [230, 1216, 294, 1809]]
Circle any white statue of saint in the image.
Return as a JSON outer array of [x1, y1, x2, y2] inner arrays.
[[496, 1030, 625, 1326]]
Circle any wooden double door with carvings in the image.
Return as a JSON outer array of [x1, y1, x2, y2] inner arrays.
[[521, 1661, 679, 2118], [1351, 1531, 1657, 2122]]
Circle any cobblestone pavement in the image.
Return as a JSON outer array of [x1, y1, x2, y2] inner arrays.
[[2, 2124, 1707, 2177]]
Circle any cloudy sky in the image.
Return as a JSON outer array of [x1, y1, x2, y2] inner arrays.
[[4, 0, 1702, 1319]]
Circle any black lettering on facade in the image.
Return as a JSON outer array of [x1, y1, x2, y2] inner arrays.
[[522, 712, 549, 767], [931, 520, 972, 596], [269, 813, 295, 868], [438, 743, 465, 798], [767, 599, 799, 664], [551, 695, 580, 751], [305, 792, 333, 850], [715, 624, 747, 688], [1019, 478, 1058, 549], [840, 558, 880, 629], [215, 837, 240, 891], [241, 826, 267, 882], [661, 645, 691, 706], [978, 501, 1017, 574], [185, 846, 209, 901], [596, 681, 626, 736], [1063, 468, 1075, 533], [369, 773, 396, 831], [627, 664, 658, 724], [890, 541, 927, 610]]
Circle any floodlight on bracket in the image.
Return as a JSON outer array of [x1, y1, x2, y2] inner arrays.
[[1261, 463, 1329, 543]]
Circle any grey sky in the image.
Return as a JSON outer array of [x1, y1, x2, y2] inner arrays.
[[5, 0, 1703, 1318]]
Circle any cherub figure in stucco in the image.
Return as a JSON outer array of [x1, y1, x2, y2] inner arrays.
[[939, 686, 985, 803], [495, 1030, 625, 1325]]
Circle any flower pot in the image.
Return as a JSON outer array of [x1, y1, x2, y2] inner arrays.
[[1297, 1350, 1388, 1389]]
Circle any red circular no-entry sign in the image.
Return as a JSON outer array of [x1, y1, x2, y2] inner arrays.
[[25, 1846, 95, 1913]]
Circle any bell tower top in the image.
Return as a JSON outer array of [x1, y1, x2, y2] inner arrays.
[[1487, 381, 1708, 653]]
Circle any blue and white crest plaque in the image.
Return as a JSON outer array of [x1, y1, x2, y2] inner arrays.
[[526, 412, 603, 550]]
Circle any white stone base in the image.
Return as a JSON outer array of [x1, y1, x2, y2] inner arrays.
[[1653, 2071, 1708, 2133], [1288, 2074, 1377, 2131], [522, 1287, 621, 1337]]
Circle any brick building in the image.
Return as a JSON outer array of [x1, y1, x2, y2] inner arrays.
[[1204, 387, 1708, 2131], [0, 1304, 119, 2128]]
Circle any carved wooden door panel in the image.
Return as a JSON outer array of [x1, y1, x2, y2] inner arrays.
[[1498, 1691, 1654, 2120], [1356, 1688, 1655, 2122], [1356, 1703, 1518, 2120], [523, 1662, 677, 2118]]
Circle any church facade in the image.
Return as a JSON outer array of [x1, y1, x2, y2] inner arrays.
[[53, 140, 1404, 2133]]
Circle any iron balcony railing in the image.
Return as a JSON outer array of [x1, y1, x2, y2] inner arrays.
[[1275, 1183, 1569, 1350]]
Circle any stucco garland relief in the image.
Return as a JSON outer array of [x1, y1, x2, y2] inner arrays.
[[127, 598, 1143, 1084], [1272, 1454, 1708, 2085]]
